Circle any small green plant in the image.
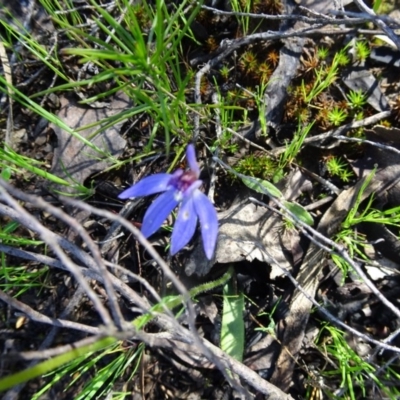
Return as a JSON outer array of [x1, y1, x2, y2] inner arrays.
[[240, 176, 314, 226], [354, 40, 370, 63], [231, 0, 252, 35], [0, 146, 92, 195], [219, 64, 231, 81], [302, 51, 343, 103], [266, 49, 280, 67], [0, 268, 235, 393], [211, 88, 245, 154], [315, 323, 399, 400], [235, 153, 278, 180], [0, 219, 47, 297], [258, 62, 272, 83], [326, 156, 354, 182], [373, 0, 383, 12], [331, 169, 379, 278], [255, 297, 281, 336], [279, 121, 315, 169], [316, 46, 329, 61], [254, 83, 270, 135], [328, 106, 348, 126], [347, 89, 367, 109], [33, 343, 145, 400], [335, 48, 350, 66], [239, 50, 258, 73], [332, 165, 400, 284]]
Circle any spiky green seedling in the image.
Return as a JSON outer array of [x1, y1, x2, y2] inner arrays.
[[326, 156, 354, 182], [335, 48, 350, 66], [317, 46, 329, 61], [328, 106, 347, 126], [347, 89, 367, 109], [354, 40, 370, 63]]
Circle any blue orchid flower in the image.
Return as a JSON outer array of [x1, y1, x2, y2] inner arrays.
[[119, 144, 218, 259]]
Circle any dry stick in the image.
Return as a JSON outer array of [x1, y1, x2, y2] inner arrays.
[[270, 110, 392, 155], [201, 4, 383, 26], [62, 200, 252, 395], [1, 286, 87, 400], [60, 197, 250, 397], [352, 0, 400, 51], [0, 230, 151, 317], [0, 289, 99, 334], [330, 9, 400, 27], [334, 135, 400, 156], [3, 335, 109, 364], [207, 92, 221, 203], [0, 181, 124, 330], [0, 242, 170, 328], [0, 40, 14, 149], [247, 197, 400, 355], [0, 203, 99, 272], [1, 332, 177, 363], [211, 158, 400, 354], [193, 22, 328, 140], [0, 243, 290, 399], [99, 198, 142, 256], [0, 243, 188, 343], [215, 156, 400, 322], [0, 196, 113, 328], [54, 1, 115, 14]]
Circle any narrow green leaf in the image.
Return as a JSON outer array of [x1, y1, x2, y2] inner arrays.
[[220, 276, 244, 362], [284, 201, 314, 226], [242, 176, 283, 198], [373, 0, 382, 12], [1, 167, 11, 181], [0, 336, 116, 391]]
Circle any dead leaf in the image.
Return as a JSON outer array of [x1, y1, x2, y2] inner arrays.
[[185, 196, 295, 278], [186, 169, 310, 277], [49, 91, 128, 194], [198, 295, 219, 324]]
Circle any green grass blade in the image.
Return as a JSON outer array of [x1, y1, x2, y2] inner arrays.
[[0, 336, 117, 391], [220, 273, 244, 362]]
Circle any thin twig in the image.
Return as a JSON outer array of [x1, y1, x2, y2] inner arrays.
[[0, 188, 114, 328], [60, 196, 249, 397], [248, 198, 400, 354], [207, 92, 221, 203], [0, 184, 124, 327], [352, 0, 400, 51], [0, 289, 99, 334], [0, 181, 124, 330], [335, 135, 400, 156], [271, 111, 392, 154]]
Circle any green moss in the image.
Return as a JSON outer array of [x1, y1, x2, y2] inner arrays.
[[234, 153, 278, 180]]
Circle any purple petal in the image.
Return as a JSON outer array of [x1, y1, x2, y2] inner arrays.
[[170, 197, 198, 256], [141, 189, 179, 238], [184, 179, 202, 197], [118, 174, 172, 199], [193, 190, 218, 259], [186, 144, 200, 178]]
